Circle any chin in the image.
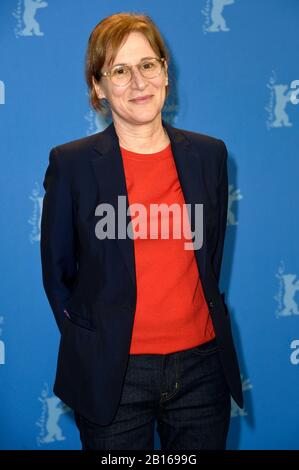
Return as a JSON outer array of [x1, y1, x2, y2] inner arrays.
[[130, 111, 160, 124]]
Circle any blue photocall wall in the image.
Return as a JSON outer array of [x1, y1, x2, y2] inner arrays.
[[0, 0, 298, 450]]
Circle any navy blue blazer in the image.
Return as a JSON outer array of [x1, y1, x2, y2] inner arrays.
[[40, 120, 243, 425]]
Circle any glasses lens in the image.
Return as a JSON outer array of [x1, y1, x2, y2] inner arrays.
[[110, 59, 163, 86], [140, 59, 162, 78], [111, 66, 131, 86]]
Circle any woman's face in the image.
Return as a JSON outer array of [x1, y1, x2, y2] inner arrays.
[[93, 31, 168, 127]]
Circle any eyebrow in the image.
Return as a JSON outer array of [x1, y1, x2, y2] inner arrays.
[[112, 56, 156, 67]]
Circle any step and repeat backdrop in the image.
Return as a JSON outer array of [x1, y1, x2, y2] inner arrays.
[[0, 0, 298, 450]]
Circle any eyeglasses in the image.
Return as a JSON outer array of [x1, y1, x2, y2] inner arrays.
[[100, 57, 166, 87]]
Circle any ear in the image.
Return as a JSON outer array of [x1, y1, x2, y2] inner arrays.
[[164, 61, 169, 86], [92, 76, 106, 100]]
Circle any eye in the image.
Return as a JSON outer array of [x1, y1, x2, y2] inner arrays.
[[112, 66, 130, 77], [141, 61, 155, 70]]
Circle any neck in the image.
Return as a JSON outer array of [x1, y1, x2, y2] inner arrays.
[[113, 116, 170, 154]]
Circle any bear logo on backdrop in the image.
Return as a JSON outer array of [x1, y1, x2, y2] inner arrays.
[[36, 383, 71, 445], [13, 0, 48, 38], [85, 109, 108, 136], [0, 316, 5, 366], [28, 182, 43, 243], [275, 261, 299, 318], [227, 184, 243, 226], [162, 96, 180, 125], [202, 0, 235, 34], [265, 71, 297, 129]]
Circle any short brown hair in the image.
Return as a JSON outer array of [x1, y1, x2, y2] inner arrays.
[[85, 12, 170, 115]]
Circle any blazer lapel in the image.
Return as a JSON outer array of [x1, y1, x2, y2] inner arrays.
[[90, 123, 137, 288], [90, 120, 207, 290]]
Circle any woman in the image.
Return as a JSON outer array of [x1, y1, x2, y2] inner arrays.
[[40, 12, 243, 450]]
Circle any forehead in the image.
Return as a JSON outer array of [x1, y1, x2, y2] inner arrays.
[[110, 31, 156, 66]]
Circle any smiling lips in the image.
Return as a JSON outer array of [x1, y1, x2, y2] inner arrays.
[[130, 95, 153, 103]]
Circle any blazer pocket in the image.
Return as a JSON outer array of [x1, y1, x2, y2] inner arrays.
[[63, 308, 96, 331]]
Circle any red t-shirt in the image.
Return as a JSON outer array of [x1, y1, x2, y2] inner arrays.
[[120, 143, 215, 354]]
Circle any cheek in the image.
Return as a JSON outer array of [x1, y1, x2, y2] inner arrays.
[[153, 78, 167, 94], [114, 88, 126, 97], [105, 84, 125, 100], [112, 90, 129, 103], [156, 84, 166, 100]]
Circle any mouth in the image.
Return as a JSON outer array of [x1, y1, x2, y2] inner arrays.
[[130, 95, 153, 103]]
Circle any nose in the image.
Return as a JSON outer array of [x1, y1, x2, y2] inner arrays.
[[130, 65, 147, 89]]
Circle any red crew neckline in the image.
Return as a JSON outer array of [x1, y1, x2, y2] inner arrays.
[[120, 143, 172, 160]]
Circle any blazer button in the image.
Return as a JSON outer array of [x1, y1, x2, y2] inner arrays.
[[208, 300, 214, 310]]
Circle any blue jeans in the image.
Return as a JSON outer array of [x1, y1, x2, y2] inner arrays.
[[74, 338, 231, 450]]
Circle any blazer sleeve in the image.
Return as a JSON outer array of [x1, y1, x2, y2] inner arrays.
[[212, 141, 228, 285], [40, 147, 78, 333]]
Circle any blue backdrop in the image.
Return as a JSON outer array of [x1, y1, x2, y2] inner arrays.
[[0, 0, 298, 450]]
